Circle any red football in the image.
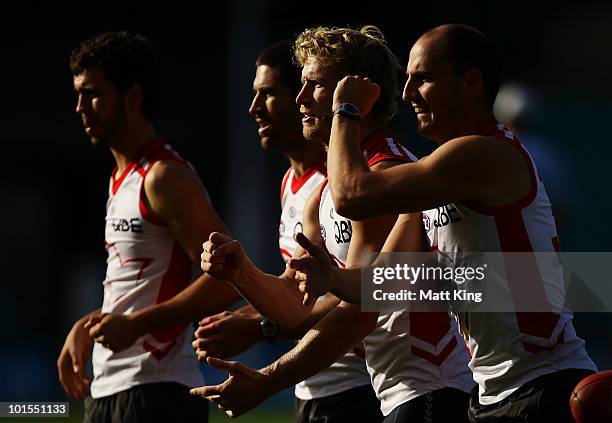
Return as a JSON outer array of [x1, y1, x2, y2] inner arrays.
[[570, 370, 612, 423]]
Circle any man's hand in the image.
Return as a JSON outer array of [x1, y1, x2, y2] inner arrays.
[[201, 232, 249, 283], [192, 311, 261, 361], [190, 357, 273, 418], [332, 75, 381, 119], [85, 313, 140, 352], [289, 233, 335, 305], [57, 316, 98, 400]]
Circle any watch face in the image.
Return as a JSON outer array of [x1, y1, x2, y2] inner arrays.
[[260, 319, 278, 338], [342, 103, 360, 116], [334, 103, 361, 121]]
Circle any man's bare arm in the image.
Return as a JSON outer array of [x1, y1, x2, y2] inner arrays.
[[88, 161, 241, 351], [328, 77, 531, 220], [190, 160, 410, 416]]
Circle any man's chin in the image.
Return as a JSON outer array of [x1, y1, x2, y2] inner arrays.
[[90, 136, 110, 149], [303, 127, 329, 146], [259, 136, 281, 150]]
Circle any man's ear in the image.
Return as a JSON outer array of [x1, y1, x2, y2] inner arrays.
[[124, 83, 143, 115], [463, 68, 484, 96]]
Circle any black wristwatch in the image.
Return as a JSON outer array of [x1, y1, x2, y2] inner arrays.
[[259, 318, 279, 341], [333, 103, 361, 122]]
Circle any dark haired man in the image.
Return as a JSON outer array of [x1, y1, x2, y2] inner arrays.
[[57, 31, 239, 423], [296, 24, 597, 423]]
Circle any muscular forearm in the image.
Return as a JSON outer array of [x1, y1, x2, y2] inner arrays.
[[233, 262, 314, 327], [221, 297, 340, 343], [275, 296, 340, 340], [262, 305, 377, 395], [328, 117, 374, 219], [329, 267, 364, 304], [131, 274, 240, 336]]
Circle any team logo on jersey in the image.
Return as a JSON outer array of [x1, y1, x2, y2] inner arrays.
[[330, 208, 335, 220], [108, 217, 143, 233], [320, 224, 326, 241], [289, 206, 297, 218], [334, 219, 352, 244], [432, 205, 462, 228], [293, 222, 303, 237]]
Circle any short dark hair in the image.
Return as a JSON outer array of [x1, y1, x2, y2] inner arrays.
[[70, 31, 158, 120], [427, 24, 501, 110], [255, 40, 302, 96]]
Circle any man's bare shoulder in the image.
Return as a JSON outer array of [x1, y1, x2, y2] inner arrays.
[[145, 159, 201, 192], [433, 134, 524, 165]]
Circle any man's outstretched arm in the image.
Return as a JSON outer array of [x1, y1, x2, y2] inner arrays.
[[190, 302, 378, 417], [202, 231, 315, 327]]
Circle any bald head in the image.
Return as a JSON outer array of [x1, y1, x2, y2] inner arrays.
[[418, 24, 501, 110]]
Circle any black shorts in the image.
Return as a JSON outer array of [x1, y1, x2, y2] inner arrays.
[[84, 382, 209, 423], [294, 384, 383, 423], [468, 368, 595, 423], [382, 387, 470, 423]]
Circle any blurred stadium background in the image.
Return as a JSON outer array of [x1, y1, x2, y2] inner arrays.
[[1, 0, 611, 421]]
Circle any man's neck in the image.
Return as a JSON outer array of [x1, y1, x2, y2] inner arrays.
[[284, 137, 325, 178], [438, 110, 494, 145], [110, 122, 157, 173]]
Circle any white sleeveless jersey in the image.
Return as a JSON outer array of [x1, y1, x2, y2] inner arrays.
[[277, 158, 368, 399], [278, 158, 326, 263], [321, 131, 474, 415], [422, 120, 596, 405], [91, 139, 204, 398], [319, 130, 417, 268]]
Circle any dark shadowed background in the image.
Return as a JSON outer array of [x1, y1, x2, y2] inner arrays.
[[1, 0, 611, 419]]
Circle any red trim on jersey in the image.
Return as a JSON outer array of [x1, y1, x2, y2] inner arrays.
[[135, 166, 147, 178], [495, 211, 562, 344], [552, 236, 560, 253], [411, 335, 458, 366], [105, 243, 154, 304], [284, 154, 328, 196], [139, 189, 167, 227], [462, 121, 538, 216], [110, 139, 167, 195], [135, 140, 190, 227], [318, 179, 329, 205], [409, 312, 453, 346], [280, 168, 292, 205], [523, 331, 565, 353], [143, 339, 177, 360], [352, 347, 365, 359], [145, 242, 191, 357], [111, 162, 139, 195], [329, 252, 346, 268], [361, 129, 413, 167], [280, 248, 293, 259]]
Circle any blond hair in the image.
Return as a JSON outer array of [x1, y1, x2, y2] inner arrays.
[[294, 25, 401, 125]]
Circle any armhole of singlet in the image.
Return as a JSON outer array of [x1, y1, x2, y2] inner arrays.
[[138, 154, 189, 227], [280, 167, 292, 206], [462, 138, 538, 216], [317, 178, 329, 204]]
